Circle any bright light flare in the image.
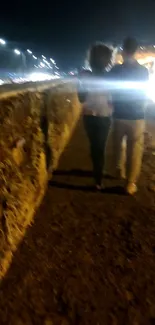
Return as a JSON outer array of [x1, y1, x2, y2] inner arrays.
[[0, 38, 6, 45], [33, 55, 37, 60], [79, 77, 152, 100], [138, 56, 155, 65], [42, 55, 46, 59], [14, 49, 21, 55], [0, 79, 4, 85], [146, 73, 155, 102], [27, 49, 32, 54], [137, 55, 155, 102], [28, 72, 59, 82]]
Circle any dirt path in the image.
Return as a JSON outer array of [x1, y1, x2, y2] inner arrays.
[[1, 118, 155, 325]]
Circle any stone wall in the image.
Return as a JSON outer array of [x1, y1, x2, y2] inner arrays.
[[0, 81, 80, 278]]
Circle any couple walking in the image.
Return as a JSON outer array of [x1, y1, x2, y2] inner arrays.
[[78, 37, 149, 194]]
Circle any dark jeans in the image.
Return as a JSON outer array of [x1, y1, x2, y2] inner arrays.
[[83, 115, 111, 185]]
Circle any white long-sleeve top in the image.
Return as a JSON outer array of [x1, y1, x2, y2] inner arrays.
[[78, 71, 113, 117]]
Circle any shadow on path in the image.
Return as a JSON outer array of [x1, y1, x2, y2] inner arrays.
[[53, 169, 93, 178], [54, 169, 116, 180], [49, 180, 125, 195]]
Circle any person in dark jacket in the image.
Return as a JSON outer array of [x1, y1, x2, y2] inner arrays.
[[77, 43, 113, 190], [110, 37, 149, 194]]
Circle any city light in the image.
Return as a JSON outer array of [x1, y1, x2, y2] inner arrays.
[[40, 62, 45, 68], [50, 58, 55, 64], [0, 35, 60, 83], [28, 72, 56, 82], [42, 59, 52, 69], [0, 38, 6, 45], [14, 49, 21, 55]]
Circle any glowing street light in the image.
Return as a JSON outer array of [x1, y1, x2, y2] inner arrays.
[[40, 62, 45, 68], [0, 36, 58, 76], [14, 49, 27, 77], [42, 58, 52, 68], [14, 49, 21, 55], [50, 58, 55, 64], [0, 38, 6, 45]]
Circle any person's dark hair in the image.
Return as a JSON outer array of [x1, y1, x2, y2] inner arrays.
[[123, 37, 138, 55], [88, 42, 112, 70]]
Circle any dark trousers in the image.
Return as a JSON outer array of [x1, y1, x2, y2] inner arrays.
[[83, 115, 111, 185]]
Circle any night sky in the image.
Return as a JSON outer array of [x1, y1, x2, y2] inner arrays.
[[1, 0, 155, 69]]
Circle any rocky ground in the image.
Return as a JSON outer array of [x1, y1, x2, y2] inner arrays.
[[0, 118, 155, 325]]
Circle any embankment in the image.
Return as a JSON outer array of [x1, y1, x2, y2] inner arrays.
[[0, 80, 80, 278]]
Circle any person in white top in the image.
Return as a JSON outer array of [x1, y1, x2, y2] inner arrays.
[[78, 43, 113, 190]]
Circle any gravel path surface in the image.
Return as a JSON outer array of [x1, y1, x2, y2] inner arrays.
[[0, 118, 155, 325]]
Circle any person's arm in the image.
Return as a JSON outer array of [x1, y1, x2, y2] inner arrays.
[[141, 67, 149, 94], [142, 67, 149, 109], [77, 70, 91, 103], [77, 79, 88, 103], [106, 65, 120, 105]]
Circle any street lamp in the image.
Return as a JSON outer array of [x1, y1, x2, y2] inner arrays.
[[14, 49, 26, 77], [0, 38, 6, 45], [0, 36, 59, 79], [40, 62, 45, 68], [14, 49, 21, 55], [50, 58, 55, 64]]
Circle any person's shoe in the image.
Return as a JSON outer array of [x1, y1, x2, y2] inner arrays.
[[95, 183, 105, 191], [126, 183, 137, 195], [95, 184, 102, 191]]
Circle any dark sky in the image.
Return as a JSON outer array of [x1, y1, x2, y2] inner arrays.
[[1, 0, 155, 69]]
